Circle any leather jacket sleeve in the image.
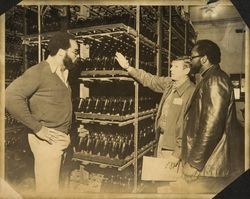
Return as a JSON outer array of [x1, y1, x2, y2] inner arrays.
[[188, 75, 231, 171]]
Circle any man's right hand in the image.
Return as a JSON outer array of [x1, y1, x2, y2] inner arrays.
[[115, 52, 130, 70], [183, 163, 200, 182]]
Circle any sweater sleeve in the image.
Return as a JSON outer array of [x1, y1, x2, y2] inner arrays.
[[128, 67, 172, 93], [5, 66, 43, 133]]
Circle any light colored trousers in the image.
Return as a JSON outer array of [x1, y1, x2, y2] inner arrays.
[[28, 132, 70, 193]]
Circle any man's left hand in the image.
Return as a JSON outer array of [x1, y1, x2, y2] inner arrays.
[[165, 155, 180, 169], [183, 163, 200, 182]]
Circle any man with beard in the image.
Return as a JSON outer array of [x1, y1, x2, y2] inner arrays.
[[181, 40, 244, 192], [5, 31, 79, 193]]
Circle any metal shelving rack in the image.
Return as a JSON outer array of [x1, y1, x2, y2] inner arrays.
[[73, 140, 156, 172], [5, 6, 27, 131], [72, 6, 158, 192], [75, 109, 157, 126], [161, 6, 197, 75]]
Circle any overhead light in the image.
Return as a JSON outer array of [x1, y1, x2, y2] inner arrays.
[[200, 0, 220, 18], [207, 0, 219, 5]]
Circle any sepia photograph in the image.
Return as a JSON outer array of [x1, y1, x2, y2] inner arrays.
[[0, 0, 249, 198]]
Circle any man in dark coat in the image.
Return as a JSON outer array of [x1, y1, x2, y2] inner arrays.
[[182, 40, 244, 188]]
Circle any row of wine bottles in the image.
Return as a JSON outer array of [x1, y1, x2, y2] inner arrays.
[[6, 36, 23, 57], [70, 161, 146, 193], [5, 130, 26, 149], [79, 57, 156, 74], [101, 161, 144, 193], [75, 123, 155, 159], [42, 7, 62, 33], [5, 60, 23, 81], [80, 37, 155, 63], [6, 7, 25, 34], [77, 96, 157, 115], [24, 5, 157, 42], [70, 165, 135, 192], [5, 26, 24, 84], [101, 173, 134, 193], [25, 6, 61, 34], [5, 111, 22, 127], [70, 13, 136, 31]]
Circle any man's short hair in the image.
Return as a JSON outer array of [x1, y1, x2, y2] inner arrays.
[[173, 55, 191, 69], [48, 31, 75, 56], [195, 40, 221, 64]]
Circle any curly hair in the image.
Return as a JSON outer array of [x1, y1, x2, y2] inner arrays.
[[194, 40, 221, 64], [48, 31, 75, 56]]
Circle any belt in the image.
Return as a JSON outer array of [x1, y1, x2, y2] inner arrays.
[[161, 148, 173, 151], [49, 128, 69, 135], [159, 128, 165, 134]]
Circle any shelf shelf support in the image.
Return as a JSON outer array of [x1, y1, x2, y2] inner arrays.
[[132, 5, 140, 193], [38, 5, 41, 63], [157, 7, 163, 76], [168, 6, 172, 75]]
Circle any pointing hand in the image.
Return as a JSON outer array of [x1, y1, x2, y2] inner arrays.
[[115, 52, 130, 70]]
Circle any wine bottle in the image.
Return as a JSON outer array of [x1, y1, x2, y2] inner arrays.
[[109, 137, 118, 159], [80, 135, 89, 152], [93, 97, 100, 114], [102, 97, 109, 114], [85, 134, 93, 153], [100, 135, 109, 157], [120, 97, 128, 116], [127, 97, 134, 115], [84, 97, 92, 113], [75, 136, 83, 152], [119, 137, 128, 160], [117, 136, 123, 159], [92, 132, 100, 155]]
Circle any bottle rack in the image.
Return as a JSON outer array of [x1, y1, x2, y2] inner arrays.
[[6, 5, 196, 193], [5, 6, 39, 185], [5, 7, 26, 85], [71, 6, 158, 192], [5, 109, 32, 183], [5, 7, 28, 137], [73, 117, 156, 170], [161, 6, 196, 75]]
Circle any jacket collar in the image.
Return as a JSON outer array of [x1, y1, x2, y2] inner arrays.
[[200, 64, 219, 77]]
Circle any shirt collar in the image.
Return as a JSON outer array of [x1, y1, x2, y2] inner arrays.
[[173, 78, 192, 96], [50, 64, 58, 73], [46, 57, 64, 73], [45, 59, 69, 86]]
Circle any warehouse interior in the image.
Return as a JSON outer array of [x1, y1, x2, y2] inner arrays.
[[3, 1, 247, 197]]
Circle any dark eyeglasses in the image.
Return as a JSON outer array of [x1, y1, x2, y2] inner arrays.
[[72, 50, 80, 56], [189, 55, 201, 60], [67, 49, 80, 56]]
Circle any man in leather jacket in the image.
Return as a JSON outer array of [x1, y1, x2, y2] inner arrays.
[[182, 40, 244, 184]]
